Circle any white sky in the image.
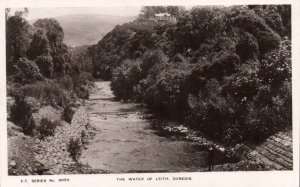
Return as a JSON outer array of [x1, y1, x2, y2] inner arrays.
[[10, 7, 142, 20]]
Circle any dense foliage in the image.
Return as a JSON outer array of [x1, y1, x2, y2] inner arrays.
[[67, 137, 82, 162], [6, 8, 93, 135], [91, 5, 292, 145], [37, 118, 59, 139]]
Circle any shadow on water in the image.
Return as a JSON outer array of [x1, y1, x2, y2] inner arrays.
[[90, 98, 114, 101], [82, 81, 238, 173], [148, 117, 238, 166]]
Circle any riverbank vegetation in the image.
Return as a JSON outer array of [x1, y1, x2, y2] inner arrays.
[[89, 5, 291, 145], [6, 8, 94, 175], [6, 8, 93, 135]]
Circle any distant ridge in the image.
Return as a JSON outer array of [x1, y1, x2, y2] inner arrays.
[[30, 14, 135, 46]]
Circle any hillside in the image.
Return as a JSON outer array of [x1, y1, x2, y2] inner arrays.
[[89, 5, 292, 146], [31, 14, 135, 46]]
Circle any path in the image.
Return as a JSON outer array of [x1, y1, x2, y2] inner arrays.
[[80, 82, 210, 173]]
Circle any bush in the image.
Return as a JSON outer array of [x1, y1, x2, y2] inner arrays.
[[10, 95, 35, 135], [100, 6, 291, 146], [72, 72, 93, 99], [67, 137, 82, 162], [111, 59, 143, 100], [74, 86, 89, 100], [185, 79, 233, 141], [259, 40, 291, 88], [63, 104, 76, 123], [209, 52, 240, 81], [222, 61, 261, 102], [143, 62, 191, 115], [37, 118, 58, 139], [81, 130, 88, 145], [236, 32, 259, 61], [58, 75, 74, 91], [18, 81, 72, 108], [232, 10, 281, 54], [140, 49, 168, 75], [12, 58, 44, 85], [243, 82, 292, 142], [35, 55, 54, 78]]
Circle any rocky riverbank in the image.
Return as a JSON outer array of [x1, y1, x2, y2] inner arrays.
[[151, 120, 292, 171], [8, 105, 107, 175]]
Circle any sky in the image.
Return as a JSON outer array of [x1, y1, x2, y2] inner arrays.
[[10, 7, 142, 20]]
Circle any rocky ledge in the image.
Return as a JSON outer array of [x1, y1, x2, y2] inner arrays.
[[8, 106, 103, 175], [33, 107, 98, 175]]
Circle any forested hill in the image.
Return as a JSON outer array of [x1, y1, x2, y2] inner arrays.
[[30, 14, 135, 46], [88, 5, 292, 145]]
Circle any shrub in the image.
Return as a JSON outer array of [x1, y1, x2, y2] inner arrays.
[[72, 72, 93, 99], [19, 81, 71, 108], [12, 58, 44, 85], [185, 79, 233, 140], [81, 130, 88, 145], [243, 82, 292, 142], [63, 104, 76, 123], [236, 32, 259, 61], [233, 10, 281, 54], [27, 29, 51, 60], [144, 62, 191, 115], [67, 137, 82, 162], [209, 52, 240, 81], [72, 72, 93, 88], [96, 6, 291, 146], [35, 55, 54, 78], [140, 49, 168, 75], [222, 61, 261, 102], [58, 75, 74, 91], [255, 6, 285, 37], [259, 40, 291, 88], [111, 59, 143, 100], [10, 95, 35, 135], [37, 118, 58, 139]]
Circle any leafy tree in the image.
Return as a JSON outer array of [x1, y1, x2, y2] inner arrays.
[[35, 55, 54, 77], [99, 5, 292, 144], [27, 29, 51, 60], [174, 7, 227, 52], [13, 58, 44, 84], [259, 39, 291, 88], [111, 59, 143, 100], [6, 9, 33, 75], [33, 18, 69, 76], [232, 10, 281, 54], [236, 32, 259, 61], [33, 18, 64, 44]]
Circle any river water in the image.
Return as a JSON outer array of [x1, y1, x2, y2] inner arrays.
[[80, 81, 209, 173]]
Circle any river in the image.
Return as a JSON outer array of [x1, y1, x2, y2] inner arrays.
[[80, 81, 209, 173]]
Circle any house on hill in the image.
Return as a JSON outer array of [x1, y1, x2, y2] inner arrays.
[[149, 13, 177, 23]]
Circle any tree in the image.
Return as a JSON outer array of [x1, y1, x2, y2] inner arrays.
[[33, 18, 64, 45], [33, 18, 70, 76], [35, 55, 54, 78], [174, 7, 227, 52], [6, 8, 33, 75], [27, 29, 51, 60], [166, 6, 186, 17]]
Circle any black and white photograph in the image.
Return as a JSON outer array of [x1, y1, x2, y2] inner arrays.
[[1, 1, 299, 187]]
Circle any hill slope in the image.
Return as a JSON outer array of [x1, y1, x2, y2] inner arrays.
[[32, 14, 135, 46]]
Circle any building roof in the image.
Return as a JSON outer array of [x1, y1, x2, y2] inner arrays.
[[155, 13, 171, 17]]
